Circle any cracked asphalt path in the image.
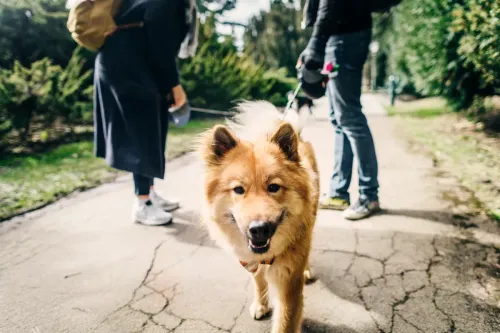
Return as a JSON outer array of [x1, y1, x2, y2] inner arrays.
[[1, 95, 499, 333]]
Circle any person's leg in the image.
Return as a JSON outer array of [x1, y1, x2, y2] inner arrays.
[[132, 173, 173, 225], [326, 30, 380, 219], [319, 81, 354, 211], [133, 173, 152, 198]]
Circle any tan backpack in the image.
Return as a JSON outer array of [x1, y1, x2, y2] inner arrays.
[[67, 0, 140, 52]]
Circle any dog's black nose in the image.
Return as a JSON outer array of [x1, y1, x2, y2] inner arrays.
[[248, 221, 275, 242]]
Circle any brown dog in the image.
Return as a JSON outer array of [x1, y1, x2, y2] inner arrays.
[[198, 101, 319, 333]]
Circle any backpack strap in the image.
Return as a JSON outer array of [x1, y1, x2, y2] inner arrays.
[[105, 21, 144, 37]]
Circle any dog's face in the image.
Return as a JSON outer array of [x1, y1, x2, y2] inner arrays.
[[200, 123, 311, 259]]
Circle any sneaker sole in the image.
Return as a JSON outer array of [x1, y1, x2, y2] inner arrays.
[[134, 217, 173, 226], [319, 204, 350, 211], [343, 208, 382, 221]]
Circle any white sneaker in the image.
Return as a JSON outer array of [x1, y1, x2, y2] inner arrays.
[[150, 190, 180, 212], [133, 200, 173, 226]]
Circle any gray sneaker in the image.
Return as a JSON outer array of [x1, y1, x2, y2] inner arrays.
[[150, 190, 180, 212], [343, 198, 381, 220]]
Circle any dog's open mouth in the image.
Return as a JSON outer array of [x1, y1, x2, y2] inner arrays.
[[247, 210, 286, 254], [248, 238, 271, 253]]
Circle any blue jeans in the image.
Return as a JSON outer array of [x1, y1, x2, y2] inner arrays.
[[325, 29, 379, 202]]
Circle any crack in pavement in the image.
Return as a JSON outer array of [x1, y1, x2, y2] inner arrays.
[[431, 288, 456, 333], [132, 242, 165, 302], [427, 238, 457, 333], [95, 234, 201, 332], [343, 229, 359, 278], [125, 232, 233, 333], [388, 285, 426, 333], [311, 231, 490, 332], [396, 313, 425, 333], [168, 313, 230, 333], [94, 221, 492, 333], [229, 279, 251, 333], [384, 236, 441, 333], [92, 241, 166, 331], [354, 276, 385, 333], [320, 232, 457, 333]]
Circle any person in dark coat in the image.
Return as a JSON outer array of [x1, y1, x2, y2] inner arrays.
[[93, 0, 192, 226], [298, 0, 381, 220]]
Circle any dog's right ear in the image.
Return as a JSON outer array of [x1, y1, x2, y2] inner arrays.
[[200, 125, 238, 164]]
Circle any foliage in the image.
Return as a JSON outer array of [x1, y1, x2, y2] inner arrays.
[[196, 0, 237, 15], [0, 0, 298, 147], [451, 0, 500, 87], [180, 42, 295, 112], [0, 0, 77, 68], [243, 0, 309, 76], [376, 0, 500, 111], [180, 12, 296, 111], [0, 49, 92, 140]]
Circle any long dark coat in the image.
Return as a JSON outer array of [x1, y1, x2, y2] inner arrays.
[[94, 0, 188, 179]]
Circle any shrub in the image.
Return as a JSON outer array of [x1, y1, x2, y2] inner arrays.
[[0, 49, 92, 141], [180, 43, 296, 113]]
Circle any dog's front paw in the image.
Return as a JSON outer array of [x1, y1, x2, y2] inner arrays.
[[250, 301, 271, 320]]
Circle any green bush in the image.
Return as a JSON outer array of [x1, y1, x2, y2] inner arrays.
[[451, 0, 500, 88], [378, 0, 499, 111], [180, 43, 296, 113], [0, 49, 92, 141]]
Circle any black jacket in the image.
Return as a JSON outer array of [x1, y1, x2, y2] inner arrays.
[[93, 0, 189, 179], [302, 0, 372, 69], [304, 0, 372, 37]]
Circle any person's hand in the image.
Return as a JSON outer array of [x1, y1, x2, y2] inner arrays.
[[298, 36, 328, 72], [171, 84, 187, 108]]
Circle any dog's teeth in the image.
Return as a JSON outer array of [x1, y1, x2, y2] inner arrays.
[[249, 239, 270, 248]]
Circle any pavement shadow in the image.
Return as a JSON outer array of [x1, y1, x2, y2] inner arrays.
[[382, 208, 480, 229], [163, 209, 218, 248], [302, 318, 360, 333]]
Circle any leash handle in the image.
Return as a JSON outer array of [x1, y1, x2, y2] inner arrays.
[[282, 61, 338, 120]]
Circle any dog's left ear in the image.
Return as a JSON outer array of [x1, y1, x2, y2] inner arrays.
[[270, 122, 300, 163], [200, 125, 238, 165]]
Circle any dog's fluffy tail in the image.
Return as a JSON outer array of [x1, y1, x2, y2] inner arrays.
[[226, 100, 308, 141]]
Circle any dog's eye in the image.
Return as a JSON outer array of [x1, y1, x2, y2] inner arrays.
[[233, 186, 245, 195], [268, 184, 281, 193]]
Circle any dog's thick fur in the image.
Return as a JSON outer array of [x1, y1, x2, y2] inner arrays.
[[198, 101, 319, 333]]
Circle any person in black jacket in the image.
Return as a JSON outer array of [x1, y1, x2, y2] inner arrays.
[[299, 0, 380, 220], [93, 0, 192, 226]]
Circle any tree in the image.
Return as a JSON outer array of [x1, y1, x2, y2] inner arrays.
[[196, 0, 237, 15], [180, 15, 296, 112], [243, 0, 310, 76], [451, 0, 500, 88], [0, 49, 92, 141], [376, 0, 498, 109], [0, 0, 77, 68]]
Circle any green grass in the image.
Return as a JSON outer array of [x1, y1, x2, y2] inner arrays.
[[166, 118, 222, 159], [0, 118, 223, 221], [388, 97, 500, 221], [387, 97, 449, 118]]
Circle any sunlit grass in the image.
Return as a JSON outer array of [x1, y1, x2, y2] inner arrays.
[[0, 118, 223, 221], [388, 98, 500, 222]]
